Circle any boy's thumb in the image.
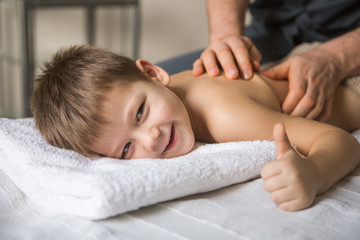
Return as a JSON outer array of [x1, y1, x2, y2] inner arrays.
[[273, 123, 292, 159]]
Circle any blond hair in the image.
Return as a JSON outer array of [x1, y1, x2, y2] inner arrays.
[[31, 45, 148, 157]]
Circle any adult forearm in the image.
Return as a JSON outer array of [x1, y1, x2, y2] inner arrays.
[[318, 28, 360, 81], [308, 129, 360, 194], [206, 0, 249, 41]]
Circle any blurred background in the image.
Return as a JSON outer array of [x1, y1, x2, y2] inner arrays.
[[0, 0, 209, 118]]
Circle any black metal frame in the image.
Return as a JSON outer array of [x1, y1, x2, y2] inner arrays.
[[19, 0, 140, 116]]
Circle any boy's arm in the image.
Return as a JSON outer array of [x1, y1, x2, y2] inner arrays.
[[262, 122, 359, 211], [207, 96, 360, 210], [261, 122, 320, 211]]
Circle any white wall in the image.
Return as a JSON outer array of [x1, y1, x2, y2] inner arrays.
[[0, 1, 23, 118], [0, 0, 208, 118], [140, 0, 208, 63]]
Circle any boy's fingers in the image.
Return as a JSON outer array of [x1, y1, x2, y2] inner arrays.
[[278, 198, 311, 212], [263, 176, 287, 192], [278, 200, 300, 212], [273, 123, 292, 159], [270, 188, 296, 205], [260, 161, 282, 179]]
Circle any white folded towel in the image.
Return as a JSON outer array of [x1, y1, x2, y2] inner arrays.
[[0, 118, 275, 220]]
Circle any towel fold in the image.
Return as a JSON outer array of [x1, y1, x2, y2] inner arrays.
[[0, 118, 275, 220]]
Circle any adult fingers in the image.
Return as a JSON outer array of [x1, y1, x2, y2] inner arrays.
[[289, 81, 320, 118], [282, 86, 307, 114], [261, 60, 290, 80], [316, 95, 334, 122], [252, 60, 261, 72], [282, 67, 308, 114], [243, 36, 262, 64], [228, 37, 254, 79], [304, 91, 325, 120], [200, 49, 220, 77], [213, 41, 240, 79], [263, 58, 309, 114], [192, 58, 205, 76]]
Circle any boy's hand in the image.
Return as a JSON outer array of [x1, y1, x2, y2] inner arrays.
[[260, 123, 320, 211]]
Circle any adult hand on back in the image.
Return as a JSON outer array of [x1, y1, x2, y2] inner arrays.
[[192, 34, 262, 80], [262, 47, 344, 122]]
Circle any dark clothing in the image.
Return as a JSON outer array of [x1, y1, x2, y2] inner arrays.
[[157, 0, 360, 75], [248, 0, 360, 62]]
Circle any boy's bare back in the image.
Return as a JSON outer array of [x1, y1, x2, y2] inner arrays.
[[169, 70, 360, 155]]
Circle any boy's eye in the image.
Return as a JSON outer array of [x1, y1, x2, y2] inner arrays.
[[122, 142, 131, 158], [136, 102, 145, 121]]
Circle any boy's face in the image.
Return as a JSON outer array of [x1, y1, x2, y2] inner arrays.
[[91, 79, 195, 159]]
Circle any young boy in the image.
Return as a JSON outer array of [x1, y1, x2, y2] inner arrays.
[[31, 45, 360, 212]]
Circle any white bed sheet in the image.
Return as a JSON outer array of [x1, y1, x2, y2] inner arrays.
[[1, 130, 359, 240]]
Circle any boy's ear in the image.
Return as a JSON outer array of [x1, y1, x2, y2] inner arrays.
[[135, 59, 170, 86]]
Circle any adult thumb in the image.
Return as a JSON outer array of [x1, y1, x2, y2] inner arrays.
[[273, 123, 292, 159], [262, 60, 290, 80]]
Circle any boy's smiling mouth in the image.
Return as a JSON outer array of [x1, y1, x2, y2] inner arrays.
[[163, 123, 176, 154]]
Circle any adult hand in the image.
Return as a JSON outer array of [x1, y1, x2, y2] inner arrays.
[[262, 47, 344, 122], [193, 35, 261, 80]]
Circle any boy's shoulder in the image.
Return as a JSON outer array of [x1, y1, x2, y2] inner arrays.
[[170, 71, 273, 106], [171, 71, 256, 141], [170, 71, 284, 142], [171, 71, 249, 97]]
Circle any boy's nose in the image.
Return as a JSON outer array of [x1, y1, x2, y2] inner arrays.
[[143, 126, 161, 152]]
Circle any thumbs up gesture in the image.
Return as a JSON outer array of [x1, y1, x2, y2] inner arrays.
[[260, 123, 321, 211]]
